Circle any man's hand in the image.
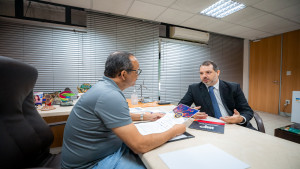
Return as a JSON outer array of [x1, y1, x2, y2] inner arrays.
[[144, 112, 165, 121], [171, 124, 186, 136], [220, 109, 244, 124], [192, 106, 208, 119]]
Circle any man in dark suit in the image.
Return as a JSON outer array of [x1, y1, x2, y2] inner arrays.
[[179, 60, 254, 128]]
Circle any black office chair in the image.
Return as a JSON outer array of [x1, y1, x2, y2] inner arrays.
[[253, 112, 265, 133], [0, 56, 64, 169]]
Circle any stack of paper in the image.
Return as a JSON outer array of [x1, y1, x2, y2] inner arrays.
[[159, 144, 249, 169]]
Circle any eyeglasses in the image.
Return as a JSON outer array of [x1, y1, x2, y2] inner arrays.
[[127, 68, 142, 75]]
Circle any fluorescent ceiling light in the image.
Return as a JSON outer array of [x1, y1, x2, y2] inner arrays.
[[200, 0, 245, 18]]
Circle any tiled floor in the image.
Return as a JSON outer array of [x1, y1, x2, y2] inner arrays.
[[250, 111, 292, 135]]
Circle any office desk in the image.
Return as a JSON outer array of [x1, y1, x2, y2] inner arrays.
[[38, 99, 169, 117], [37, 100, 170, 147], [140, 108, 300, 169], [38, 105, 73, 147], [38, 105, 73, 117]]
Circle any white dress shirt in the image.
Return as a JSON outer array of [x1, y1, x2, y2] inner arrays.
[[205, 80, 229, 117], [206, 79, 246, 124]]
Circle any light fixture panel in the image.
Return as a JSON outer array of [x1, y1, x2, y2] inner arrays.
[[200, 0, 245, 19]]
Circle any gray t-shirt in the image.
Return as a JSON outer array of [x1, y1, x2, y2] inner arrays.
[[61, 76, 132, 169]]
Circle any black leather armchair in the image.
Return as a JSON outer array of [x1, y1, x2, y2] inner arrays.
[[0, 56, 63, 169], [253, 111, 265, 133]]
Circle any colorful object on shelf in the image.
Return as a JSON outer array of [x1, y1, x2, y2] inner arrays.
[[33, 92, 43, 105], [281, 126, 300, 135], [59, 91, 75, 102], [77, 83, 92, 93]]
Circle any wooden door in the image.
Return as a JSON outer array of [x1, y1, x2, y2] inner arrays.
[[281, 30, 300, 113], [249, 35, 281, 114]]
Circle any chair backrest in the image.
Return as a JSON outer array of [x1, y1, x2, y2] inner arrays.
[[0, 56, 54, 168], [253, 112, 265, 133]]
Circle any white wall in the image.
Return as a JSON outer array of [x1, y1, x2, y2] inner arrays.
[[243, 39, 250, 100]]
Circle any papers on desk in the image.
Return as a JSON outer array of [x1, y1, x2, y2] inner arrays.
[[135, 113, 185, 135], [159, 144, 250, 169], [135, 112, 194, 142], [189, 118, 225, 134], [130, 106, 175, 114]]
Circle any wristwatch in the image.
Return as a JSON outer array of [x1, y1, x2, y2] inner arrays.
[[140, 113, 144, 121]]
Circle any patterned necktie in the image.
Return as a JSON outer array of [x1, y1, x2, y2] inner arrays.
[[208, 86, 222, 119]]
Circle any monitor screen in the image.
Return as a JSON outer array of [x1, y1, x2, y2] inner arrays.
[[291, 91, 300, 124]]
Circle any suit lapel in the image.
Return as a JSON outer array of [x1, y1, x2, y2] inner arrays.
[[199, 83, 215, 117], [219, 80, 232, 115]]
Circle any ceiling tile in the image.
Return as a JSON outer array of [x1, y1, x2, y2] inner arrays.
[[252, 0, 300, 13], [181, 14, 218, 30], [221, 25, 254, 36], [44, 0, 92, 8], [127, 1, 166, 20], [42, 0, 300, 40], [273, 27, 300, 35], [235, 0, 263, 6], [204, 20, 235, 33], [275, 4, 300, 20], [138, 0, 176, 7], [254, 32, 274, 39], [222, 7, 266, 25], [171, 0, 218, 14], [235, 29, 273, 40], [240, 14, 280, 30], [156, 8, 194, 25], [290, 16, 300, 23], [247, 15, 299, 34], [92, 0, 134, 15]]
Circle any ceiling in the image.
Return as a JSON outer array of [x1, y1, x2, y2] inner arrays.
[[43, 0, 300, 40]]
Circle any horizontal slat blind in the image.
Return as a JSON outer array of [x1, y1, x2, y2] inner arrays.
[[160, 39, 210, 103], [160, 34, 243, 103], [210, 34, 244, 86], [84, 12, 159, 99], [0, 12, 159, 99]]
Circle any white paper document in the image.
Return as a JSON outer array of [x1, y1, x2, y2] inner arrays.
[[129, 107, 145, 114], [135, 112, 185, 135], [159, 144, 250, 169]]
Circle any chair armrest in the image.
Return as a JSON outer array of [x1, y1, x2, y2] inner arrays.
[[48, 121, 67, 127], [253, 112, 265, 133]]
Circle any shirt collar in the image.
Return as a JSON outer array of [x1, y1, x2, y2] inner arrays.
[[103, 76, 121, 91], [205, 79, 220, 91]]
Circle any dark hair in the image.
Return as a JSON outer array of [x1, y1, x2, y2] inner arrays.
[[35, 95, 40, 101], [104, 51, 134, 78], [200, 60, 219, 72]]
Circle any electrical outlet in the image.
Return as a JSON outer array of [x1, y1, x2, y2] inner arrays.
[[285, 100, 290, 105]]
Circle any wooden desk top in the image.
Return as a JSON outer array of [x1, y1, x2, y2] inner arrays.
[[38, 105, 73, 117], [140, 114, 300, 169], [38, 102, 300, 168], [127, 99, 170, 108], [38, 99, 172, 117]]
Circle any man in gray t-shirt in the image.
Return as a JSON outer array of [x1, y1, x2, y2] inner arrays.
[[61, 52, 186, 169]]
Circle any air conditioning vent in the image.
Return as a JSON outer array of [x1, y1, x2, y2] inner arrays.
[[169, 26, 209, 43]]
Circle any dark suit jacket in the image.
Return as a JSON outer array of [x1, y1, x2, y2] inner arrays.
[[179, 80, 254, 128]]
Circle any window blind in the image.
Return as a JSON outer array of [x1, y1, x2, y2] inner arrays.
[[160, 39, 210, 103], [0, 12, 159, 100], [160, 34, 243, 103]]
